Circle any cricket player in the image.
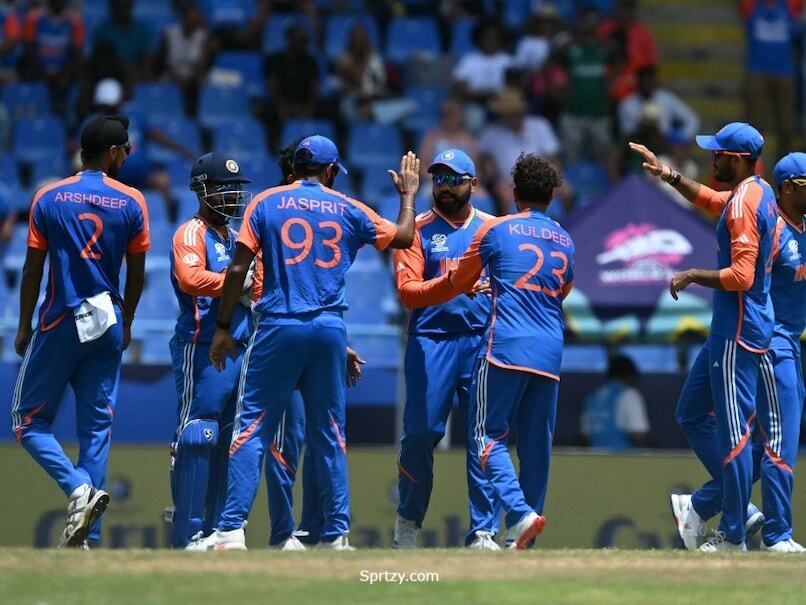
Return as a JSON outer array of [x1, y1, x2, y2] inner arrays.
[[668, 153, 806, 553], [168, 152, 254, 549], [413, 153, 575, 549], [265, 140, 366, 550], [11, 115, 149, 547], [392, 148, 501, 550], [206, 136, 419, 550], [630, 122, 778, 551]]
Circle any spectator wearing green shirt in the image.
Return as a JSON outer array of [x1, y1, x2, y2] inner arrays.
[[91, 0, 154, 84], [559, 10, 611, 164]]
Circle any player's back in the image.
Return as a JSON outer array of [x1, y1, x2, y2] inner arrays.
[[478, 208, 575, 379], [28, 170, 149, 330], [712, 175, 777, 351], [239, 179, 396, 317], [771, 215, 806, 346]]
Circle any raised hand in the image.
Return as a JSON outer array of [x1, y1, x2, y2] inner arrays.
[[628, 142, 668, 179], [388, 151, 420, 196]]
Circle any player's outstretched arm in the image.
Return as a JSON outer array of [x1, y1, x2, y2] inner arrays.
[[15, 247, 46, 356], [122, 251, 146, 350], [386, 151, 420, 249], [628, 142, 727, 215], [210, 242, 255, 371]]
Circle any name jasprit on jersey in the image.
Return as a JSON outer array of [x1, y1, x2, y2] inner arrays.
[[278, 196, 350, 215]]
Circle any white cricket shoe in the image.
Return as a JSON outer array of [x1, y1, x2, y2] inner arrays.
[[275, 535, 307, 551], [506, 512, 546, 550], [393, 516, 419, 549], [670, 494, 705, 551], [699, 530, 746, 552], [761, 538, 806, 553], [184, 531, 218, 551], [745, 503, 765, 537], [58, 484, 109, 548], [317, 535, 355, 551], [209, 528, 248, 551], [467, 531, 500, 551]]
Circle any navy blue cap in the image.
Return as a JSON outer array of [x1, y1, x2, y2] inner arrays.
[[427, 148, 476, 177], [773, 152, 806, 186], [190, 152, 250, 185], [695, 122, 764, 159], [294, 135, 348, 175]]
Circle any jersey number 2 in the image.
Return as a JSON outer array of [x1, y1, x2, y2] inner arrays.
[[514, 244, 567, 296], [281, 217, 343, 268], [78, 212, 103, 260]]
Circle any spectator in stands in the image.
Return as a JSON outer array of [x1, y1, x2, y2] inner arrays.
[[418, 97, 478, 181], [598, 0, 657, 101], [560, 9, 612, 164], [0, 1, 20, 83], [527, 46, 569, 127], [580, 354, 651, 450], [740, 0, 802, 163], [20, 0, 84, 112], [478, 87, 566, 212], [452, 19, 513, 106], [619, 102, 665, 176], [91, 0, 154, 83], [657, 129, 700, 208], [335, 24, 388, 122], [618, 66, 700, 139], [157, 2, 212, 116], [204, 0, 270, 51], [512, 5, 564, 73], [265, 24, 321, 138]]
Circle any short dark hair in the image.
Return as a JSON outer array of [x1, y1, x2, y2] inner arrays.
[[278, 136, 305, 185], [608, 354, 639, 379], [511, 153, 562, 206], [292, 148, 329, 179]]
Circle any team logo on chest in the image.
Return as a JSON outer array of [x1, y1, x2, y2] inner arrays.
[[787, 239, 800, 262], [214, 241, 230, 262], [431, 233, 449, 253]]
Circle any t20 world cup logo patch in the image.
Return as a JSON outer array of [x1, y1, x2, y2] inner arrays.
[[431, 233, 449, 253]]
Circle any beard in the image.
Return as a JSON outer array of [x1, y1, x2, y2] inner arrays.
[[433, 188, 471, 215], [107, 161, 121, 178], [713, 164, 735, 184]]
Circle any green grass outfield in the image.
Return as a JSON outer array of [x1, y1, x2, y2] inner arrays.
[[1, 549, 805, 605]]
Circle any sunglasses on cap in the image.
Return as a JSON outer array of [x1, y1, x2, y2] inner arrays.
[[432, 174, 472, 187], [713, 150, 751, 158]]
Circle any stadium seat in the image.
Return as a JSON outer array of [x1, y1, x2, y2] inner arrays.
[[211, 51, 266, 99], [343, 268, 396, 325], [132, 0, 174, 19], [197, 84, 251, 131], [29, 157, 69, 192], [0, 155, 20, 189], [565, 161, 610, 207], [385, 17, 442, 64], [163, 158, 193, 191], [142, 190, 170, 233], [472, 195, 498, 216], [262, 13, 316, 55], [238, 155, 283, 191], [450, 18, 477, 56], [352, 245, 385, 272], [560, 345, 608, 372], [212, 118, 268, 161], [618, 345, 680, 374], [13, 117, 66, 165], [146, 117, 201, 165], [2, 224, 29, 276], [346, 331, 402, 369], [2, 82, 51, 120], [346, 122, 402, 172], [133, 83, 185, 120], [203, 0, 257, 29], [503, 0, 531, 29], [375, 193, 404, 221], [139, 336, 173, 364], [280, 118, 337, 147], [406, 86, 449, 121], [362, 169, 397, 201], [323, 14, 380, 60]]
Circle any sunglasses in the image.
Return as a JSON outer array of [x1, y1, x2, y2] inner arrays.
[[713, 150, 751, 158], [789, 178, 806, 187], [432, 174, 471, 187], [114, 142, 132, 156]]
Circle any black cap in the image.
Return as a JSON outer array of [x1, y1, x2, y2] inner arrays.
[[190, 152, 251, 188], [80, 115, 130, 154]]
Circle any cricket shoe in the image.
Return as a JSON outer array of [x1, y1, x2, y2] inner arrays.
[[393, 516, 419, 549], [670, 494, 704, 551], [506, 512, 546, 550], [745, 503, 765, 537], [210, 528, 248, 551], [275, 535, 307, 551], [699, 530, 746, 552], [58, 484, 109, 548], [761, 539, 806, 553], [185, 531, 218, 551], [317, 535, 355, 551], [467, 531, 500, 551]]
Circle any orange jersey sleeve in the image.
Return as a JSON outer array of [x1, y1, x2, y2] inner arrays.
[[718, 185, 762, 291], [127, 188, 150, 253], [693, 185, 731, 216], [393, 229, 458, 309], [173, 222, 225, 297], [448, 222, 493, 293], [345, 195, 398, 251]]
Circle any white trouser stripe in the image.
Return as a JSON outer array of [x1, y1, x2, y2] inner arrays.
[[730, 340, 742, 447], [232, 313, 261, 442], [179, 342, 196, 435], [11, 330, 38, 430], [273, 411, 286, 451], [722, 340, 736, 446], [474, 359, 488, 459], [760, 353, 781, 454]]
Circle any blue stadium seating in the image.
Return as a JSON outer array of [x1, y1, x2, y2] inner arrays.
[[280, 118, 337, 146], [0, 155, 20, 190], [352, 245, 385, 272], [343, 267, 396, 326], [450, 18, 477, 56], [142, 190, 170, 232], [238, 155, 283, 191], [197, 85, 251, 131], [565, 161, 611, 207], [146, 117, 201, 165], [2, 224, 28, 276], [503, 0, 531, 29], [29, 157, 69, 192], [212, 51, 266, 99], [560, 345, 608, 372], [163, 158, 193, 191], [324, 14, 380, 60], [362, 169, 398, 201], [139, 335, 173, 364], [346, 122, 402, 172], [618, 345, 680, 374], [133, 0, 175, 19], [2, 83, 50, 120], [133, 83, 185, 120], [203, 0, 257, 29], [212, 118, 268, 161], [347, 331, 402, 369], [406, 86, 449, 120], [262, 13, 316, 55], [13, 117, 66, 165], [385, 17, 442, 64], [472, 195, 499, 216]]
